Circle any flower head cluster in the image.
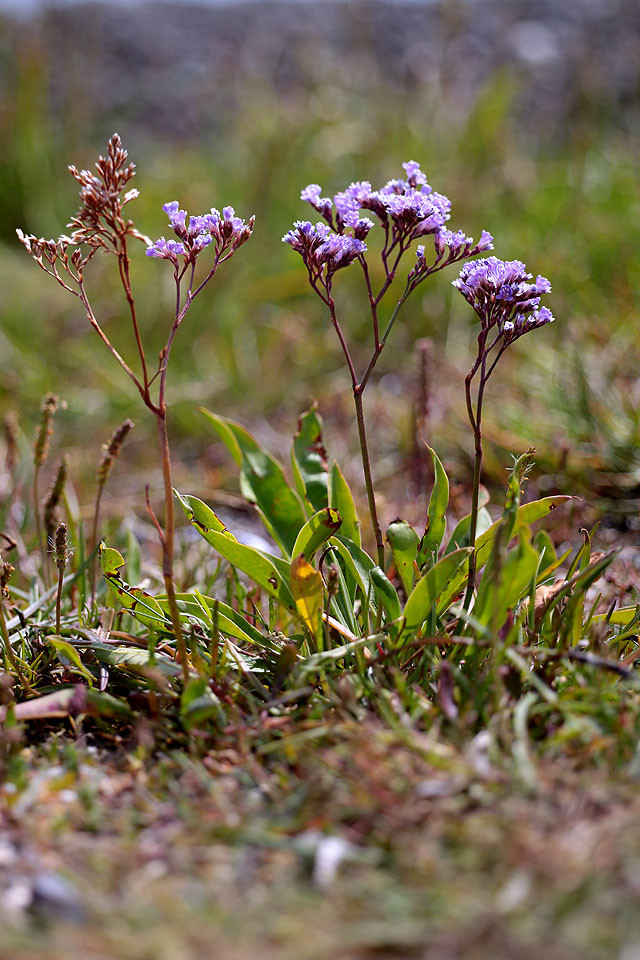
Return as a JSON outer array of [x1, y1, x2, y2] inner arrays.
[[292, 161, 492, 288], [66, 133, 144, 248], [282, 220, 366, 281], [301, 160, 454, 240], [146, 201, 254, 266], [453, 257, 554, 344]]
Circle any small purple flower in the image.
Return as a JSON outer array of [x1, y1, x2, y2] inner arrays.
[[282, 220, 365, 276], [148, 200, 254, 265], [163, 201, 187, 232], [453, 256, 554, 343], [145, 237, 187, 261], [402, 160, 429, 188], [301, 184, 334, 221], [476, 230, 494, 252]]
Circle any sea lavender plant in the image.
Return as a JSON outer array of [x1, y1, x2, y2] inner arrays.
[[452, 257, 554, 606], [284, 161, 493, 567], [17, 134, 254, 679]]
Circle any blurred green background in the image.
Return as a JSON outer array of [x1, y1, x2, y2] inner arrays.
[[1, 0, 639, 537]]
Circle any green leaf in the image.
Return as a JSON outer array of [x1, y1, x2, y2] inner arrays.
[[400, 548, 472, 642], [445, 505, 492, 554], [291, 402, 329, 514], [475, 497, 572, 571], [290, 554, 323, 639], [592, 605, 640, 626], [328, 462, 361, 546], [292, 507, 342, 562], [99, 542, 125, 576], [91, 645, 181, 677], [533, 529, 557, 576], [474, 530, 540, 629], [330, 536, 377, 608], [201, 409, 307, 557], [417, 445, 449, 566], [156, 593, 279, 653], [370, 566, 402, 623], [201, 529, 297, 613], [100, 544, 169, 629], [46, 636, 94, 684], [386, 519, 419, 595], [440, 496, 573, 613], [175, 491, 238, 547]]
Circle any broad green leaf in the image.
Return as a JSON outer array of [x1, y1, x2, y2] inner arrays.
[[592, 605, 640, 626], [439, 496, 573, 613], [100, 544, 168, 629], [475, 497, 572, 571], [330, 535, 377, 609], [291, 402, 329, 514], [175, 491, 237, 546], [400, 548, 472, 641], [46, 636, 94, 684], [533, 529, 557, 576], [155, 592, 279, 653], [328, 462, 361, 546], [445, 505, 492, 553], [91, 645, 181, 677], [292, 507, 342, 562], [445, 497, 493, 553], [386, 519, 419, 595], [417, 445, 449, 566], [370, 566, 402, 623], [201, 409, 307, 557], [202, 529, 296, 613], [290, 554, 323, 639], [474, 531, 540, 629], [99, 542, 125, 576]]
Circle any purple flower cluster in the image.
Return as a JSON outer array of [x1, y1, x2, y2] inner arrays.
[[290, 161, 493, 286], [282, 220, 367, 279], [300, 160, 453, 241], [453, 257, 554, 344], [146, 201, 254, 265]]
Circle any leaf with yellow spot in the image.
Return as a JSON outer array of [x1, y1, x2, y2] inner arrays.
[[290, 553, 323, 639]]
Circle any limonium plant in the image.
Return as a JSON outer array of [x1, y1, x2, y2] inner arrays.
[[283, 161, 493, 569], [453, 257, 554, 606], [17, 134, 254, 679]]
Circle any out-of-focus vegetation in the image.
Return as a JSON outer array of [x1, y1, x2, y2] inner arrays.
[[0, 0, 639, 535]]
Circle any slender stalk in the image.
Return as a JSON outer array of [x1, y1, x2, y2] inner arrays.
[[89, 482, 105, 603], [33, 468, 47, 583], [463, 354, 488, 611], [118, 238, 150, 396], [353, 388, 385, 569], [156, 407, 188, 683], [55, 564, 64, 635]]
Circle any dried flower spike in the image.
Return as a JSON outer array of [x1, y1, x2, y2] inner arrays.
[[33, 393, 61, 468], [54, 522, 68, 572], [44, 456, 69, 547], [97, 419, 134, 484]]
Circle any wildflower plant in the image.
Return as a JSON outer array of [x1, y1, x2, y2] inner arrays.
[[10, 141, 638, 749], [18, 134, 254, 678], [284, 161, 493, 567], [453, 257, 554, 605]]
